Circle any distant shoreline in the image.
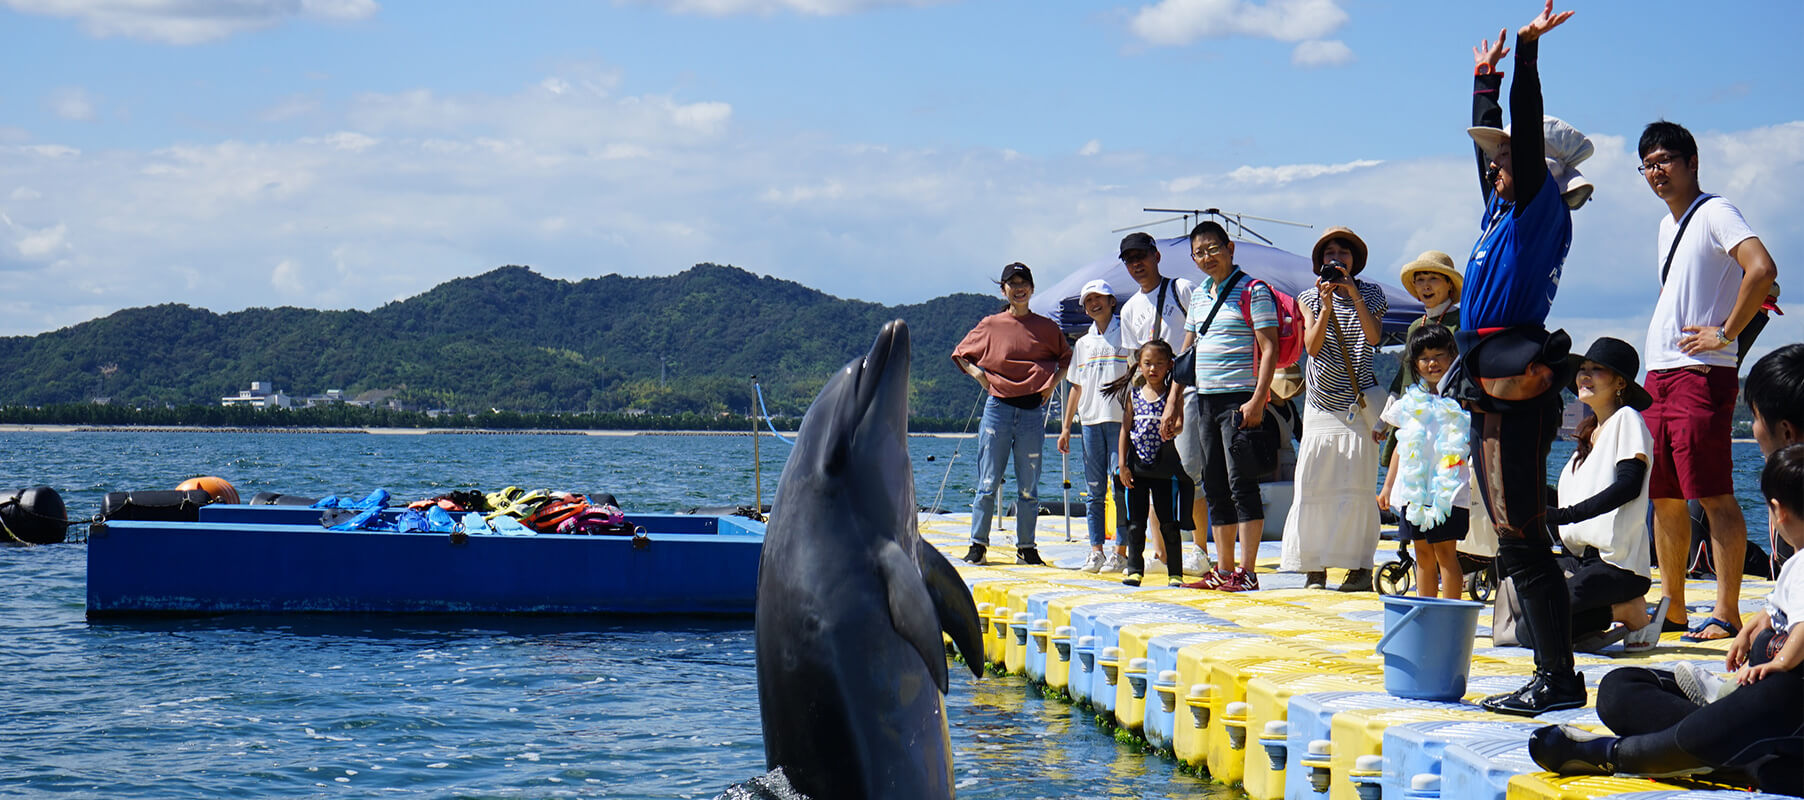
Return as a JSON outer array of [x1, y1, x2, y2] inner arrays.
[[0, 423, 977, 439]]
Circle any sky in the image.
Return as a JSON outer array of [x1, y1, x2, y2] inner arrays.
[[1, 0, 1799, 364]]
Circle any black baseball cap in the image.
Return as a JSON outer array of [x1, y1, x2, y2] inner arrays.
[[999, 262, 1033, 285], [1119, 232, 1158, 258]]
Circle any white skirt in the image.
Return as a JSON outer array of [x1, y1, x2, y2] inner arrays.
[[1281, 405, 1382, 571]]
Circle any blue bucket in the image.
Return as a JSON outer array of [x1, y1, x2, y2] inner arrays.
[[1376, 595, 1484, 701]]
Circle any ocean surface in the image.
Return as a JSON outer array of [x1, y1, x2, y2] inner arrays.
[[0, 430, 1775, 799]]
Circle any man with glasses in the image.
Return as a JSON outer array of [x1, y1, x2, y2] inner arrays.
[[1168, 221, 1278, 592], [1636, 120, 1780, 642], [1116, 231, 1207, 575]]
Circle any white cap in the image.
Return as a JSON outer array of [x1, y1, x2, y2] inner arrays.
[[1080, 279, 1115, 300]]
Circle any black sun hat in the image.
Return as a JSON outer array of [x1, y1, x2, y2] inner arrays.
[[1567, 337, 1653, 411]]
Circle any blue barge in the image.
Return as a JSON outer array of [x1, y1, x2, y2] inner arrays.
[[86, 504, 765, 618]]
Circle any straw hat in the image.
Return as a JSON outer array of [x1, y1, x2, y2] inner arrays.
[[1399, 250, 1462, 300], [1311, 226, 1368, 276], [1269, 366, 1305, 401]]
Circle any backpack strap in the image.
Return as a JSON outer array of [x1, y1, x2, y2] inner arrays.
[[1660, 193, 1717, 287], [1191, 272, 1244, 340]]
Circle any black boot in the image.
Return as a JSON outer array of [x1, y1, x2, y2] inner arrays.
[[1481, 670, 1587, 716], [1529, 725, 1617, 775], [1015, 547, 1045, 566], [962, 544, 986, 565]]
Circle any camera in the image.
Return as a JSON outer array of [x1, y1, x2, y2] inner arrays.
[[1319, 259, 1347, 283]]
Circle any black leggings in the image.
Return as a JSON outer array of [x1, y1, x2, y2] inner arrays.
[[1124, 446, 1193, 578], [1557, 553, 1652, 637], [1596, 666, 1804, 794], [1470, 391, 1574, 678]]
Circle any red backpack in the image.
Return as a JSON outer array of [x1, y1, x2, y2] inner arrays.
[[1238, 278, 1305, 368]]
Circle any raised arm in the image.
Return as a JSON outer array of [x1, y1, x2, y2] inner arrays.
[[1508, 0, 1574, 217], [1472, 29, 1508, 201]]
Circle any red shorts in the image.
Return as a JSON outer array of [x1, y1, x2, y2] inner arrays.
[[1644, 366, 1739, 500]]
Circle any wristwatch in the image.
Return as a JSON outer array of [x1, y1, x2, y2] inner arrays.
[[1716, 326, 1733, 345]]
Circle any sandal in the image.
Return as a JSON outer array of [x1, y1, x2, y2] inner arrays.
[[1680, 615, 1740, 643], [1623, 597, 1671, 653], [1660, 616, 1692, 634]]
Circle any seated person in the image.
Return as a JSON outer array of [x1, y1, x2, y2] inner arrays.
[[1529, 444, 1804, 795]]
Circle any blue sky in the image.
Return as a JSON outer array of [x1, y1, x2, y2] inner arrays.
[[1, 0, 1798, 360]]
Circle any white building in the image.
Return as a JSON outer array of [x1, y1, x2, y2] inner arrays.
[[221, 381, 292, 410]]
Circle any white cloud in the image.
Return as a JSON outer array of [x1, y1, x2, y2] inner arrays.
[[271, 258, 306, 294], [258, 94, 321, 123], [631, 0, 950, 16], [1291, 39, 1352, 68], [48, 87, 96, 121], [1079, 139, 1102, 157], [1166, 157, 1381, 192], [1131, 0, 1348, 46], [3, 0, 379, 45]]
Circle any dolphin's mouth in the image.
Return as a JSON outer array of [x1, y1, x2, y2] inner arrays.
[[854, 320, 910, 421]]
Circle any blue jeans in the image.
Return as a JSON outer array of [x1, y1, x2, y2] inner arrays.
[[970, 396, 1046, 547], [1080, 421, 1126, 547]]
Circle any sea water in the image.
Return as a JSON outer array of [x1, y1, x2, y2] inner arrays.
[[0, 431, 1775, 799]]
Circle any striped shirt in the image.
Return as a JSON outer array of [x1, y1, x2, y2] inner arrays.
[[1299, 280, 1388, 415], [1184, 269, 1277, 394]]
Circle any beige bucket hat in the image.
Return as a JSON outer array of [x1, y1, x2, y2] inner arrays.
[[1399, 250, 1462, 300]]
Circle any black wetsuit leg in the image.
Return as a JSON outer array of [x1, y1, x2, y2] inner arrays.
[[1471, 390, 1573, 678]]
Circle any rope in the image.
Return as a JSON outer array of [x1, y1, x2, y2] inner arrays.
[[753, 384, 795, 446], [928, 389, 987, 518]]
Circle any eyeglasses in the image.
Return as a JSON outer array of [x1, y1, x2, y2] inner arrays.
[[1637, 155, 1684, 175], [1192, 244, 1226, 258]]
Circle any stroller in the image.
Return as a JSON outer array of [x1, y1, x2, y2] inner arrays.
[[1373, 507, 1501, 602]]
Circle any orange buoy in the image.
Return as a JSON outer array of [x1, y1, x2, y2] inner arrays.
[[176, 476, 240, 505]]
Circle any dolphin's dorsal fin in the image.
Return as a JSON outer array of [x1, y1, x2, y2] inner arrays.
[[877, 540, 951, 694], [916, 537, 985, 679]]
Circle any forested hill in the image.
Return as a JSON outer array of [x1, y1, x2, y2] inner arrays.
[[0, 264, 1004, 420]]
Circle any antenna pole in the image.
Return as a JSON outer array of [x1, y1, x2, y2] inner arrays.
[[752, 375, 762, 520]]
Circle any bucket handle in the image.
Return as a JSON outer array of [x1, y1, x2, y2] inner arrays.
[[1375, 604, 1424, 657]]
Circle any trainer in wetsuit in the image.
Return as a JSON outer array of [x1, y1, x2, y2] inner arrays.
[[1453, 1, 1596, 716]]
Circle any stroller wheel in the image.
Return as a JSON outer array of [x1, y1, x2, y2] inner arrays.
[[1468, 562, 1498, 603], [1375, 560, 1413, 596]]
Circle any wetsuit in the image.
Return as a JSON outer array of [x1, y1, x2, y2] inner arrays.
[[1594, 666, 1802, 793], [1457, 38, 1580, 705]]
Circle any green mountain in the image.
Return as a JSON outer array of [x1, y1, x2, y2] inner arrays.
[[0, 264, 1002, 420]]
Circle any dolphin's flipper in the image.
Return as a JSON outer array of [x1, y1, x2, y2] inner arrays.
[[915, 538, 985, 679], [878, 541, 952, 694]]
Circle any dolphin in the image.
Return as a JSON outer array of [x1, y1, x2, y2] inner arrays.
[[755, 319, 986, 800]]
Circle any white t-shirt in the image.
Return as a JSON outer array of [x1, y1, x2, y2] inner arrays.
[[1070, 319, 1131, 426], [1644, 196, 1759, 371], [1767, 547, 1803, 633], [1119, 276, 1194, 352], [1555, 407, 1654, 575]]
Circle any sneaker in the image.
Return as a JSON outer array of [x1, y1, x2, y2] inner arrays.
[[1167, 574, 1184, 588], [1305, 571, 1328, 590], [1016, 547, 1046, 566], [961, 544, 986, 565], [1122, 572, 1143, 587], [1079, 551, 1106, 573], [1221, 569, 1260, 592], [1670, 661, 1734, 706], [1338, 568, 1374, 593], [1479, 671, 1587, 716], [1101, 552, 1126, 573], [1528, 725, 1617, 775], [1182, 548, 1211, 576], [1183, 568, 1231, 590]]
